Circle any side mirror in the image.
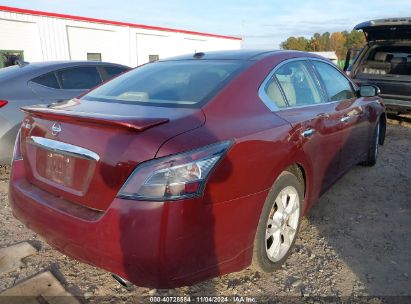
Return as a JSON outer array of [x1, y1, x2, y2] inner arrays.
[[359, 85, 380, 97]]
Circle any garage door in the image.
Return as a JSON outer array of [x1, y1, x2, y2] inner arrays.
[[67, 26, 119, 63], [183, 37, 207, 54], [136, 33, 177, 65], [0, 19, 42, 62]]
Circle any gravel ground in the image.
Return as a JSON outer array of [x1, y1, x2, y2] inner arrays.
[[0, 116, 410, 303]]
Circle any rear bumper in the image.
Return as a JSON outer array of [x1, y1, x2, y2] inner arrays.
[[9, 160, 267, 288]]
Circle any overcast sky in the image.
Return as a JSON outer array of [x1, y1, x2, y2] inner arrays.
[[1, 0, 410, 48]]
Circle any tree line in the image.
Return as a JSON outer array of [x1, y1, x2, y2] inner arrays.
[[280, 30, 366, 61]]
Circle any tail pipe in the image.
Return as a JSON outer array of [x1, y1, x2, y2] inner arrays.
[[111, 273, 133, 288]]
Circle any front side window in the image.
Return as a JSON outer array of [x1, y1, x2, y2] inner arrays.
[[84, 60, 246, 107], [56, 67, 102, 90], [312, 61, 356, 101], [274, 61, 323, 107]]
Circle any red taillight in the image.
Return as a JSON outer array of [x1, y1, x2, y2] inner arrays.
[[0, 100, 8, 108], [118, 140, 233, 201]]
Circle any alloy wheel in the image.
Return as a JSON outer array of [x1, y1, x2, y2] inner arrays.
[[265, 186, 300, 262]]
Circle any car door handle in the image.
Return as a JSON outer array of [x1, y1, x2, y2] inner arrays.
[[317, 113, 330, 119], [301, 128, 316, 138], [340, 116, 351, 123]]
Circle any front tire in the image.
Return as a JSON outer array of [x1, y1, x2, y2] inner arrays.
[[363, 120, 380, 167], [252, 171, 303, 272]]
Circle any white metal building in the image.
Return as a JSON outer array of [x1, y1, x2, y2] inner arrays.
[[309, 51, 339, 64], [0, 6, 242, 67]]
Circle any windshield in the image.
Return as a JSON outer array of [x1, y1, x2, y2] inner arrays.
[[83, 60, 246, 107]]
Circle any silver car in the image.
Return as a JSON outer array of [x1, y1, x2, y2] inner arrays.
[[0, 61, 130, 164]]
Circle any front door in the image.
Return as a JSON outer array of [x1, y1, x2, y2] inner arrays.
[[311, 60, 369, 172]]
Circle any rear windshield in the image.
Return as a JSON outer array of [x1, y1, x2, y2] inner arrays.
[[358, 45, 411, 78], [83, 60, 246, 107]]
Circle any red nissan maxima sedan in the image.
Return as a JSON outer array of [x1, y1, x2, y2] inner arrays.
[[9, 50, 385, 288]]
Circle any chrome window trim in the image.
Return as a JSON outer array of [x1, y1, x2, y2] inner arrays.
[[258, 57, 356, 112], [27, 136, 100, 161]]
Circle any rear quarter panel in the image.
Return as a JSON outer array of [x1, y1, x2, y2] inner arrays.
[[0, 79, 44, 164]]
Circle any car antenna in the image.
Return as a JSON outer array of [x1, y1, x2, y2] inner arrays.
[[193, 52, 205, 59]]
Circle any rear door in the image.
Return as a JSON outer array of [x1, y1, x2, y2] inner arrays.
[[260, 59, 344, 198], [311, 59, 370, 171]]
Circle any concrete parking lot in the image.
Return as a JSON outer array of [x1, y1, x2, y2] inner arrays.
[[0, 115, 410, 303]]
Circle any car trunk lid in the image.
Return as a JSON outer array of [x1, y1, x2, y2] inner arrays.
[[19, 99, 205, 211], [355, 18, 411, 42]]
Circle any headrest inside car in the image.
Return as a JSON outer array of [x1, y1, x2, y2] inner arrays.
[[374, 52, 388, 62]]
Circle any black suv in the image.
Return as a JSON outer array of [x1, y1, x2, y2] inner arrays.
[[345, 18, 411, 114]]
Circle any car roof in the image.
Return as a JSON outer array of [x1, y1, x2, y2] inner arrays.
[[0, 60, 129, 82], [15, 60, 128, 70], [162, 49, 288, 61]]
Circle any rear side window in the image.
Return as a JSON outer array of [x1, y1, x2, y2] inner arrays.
[[264, 79, 288, 108], [274, 61, 323, 107], [31, 72, 60, 89], [56, 67, 102, 90], [84, 60, 246, 107], [312, 61, 356, 101], [104, 66, 128, 79]]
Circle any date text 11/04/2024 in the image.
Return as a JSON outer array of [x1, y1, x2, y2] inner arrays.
[[149, 296, 257, 303]]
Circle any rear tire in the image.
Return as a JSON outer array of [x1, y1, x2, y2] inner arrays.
[[363, 120, 380, 167], [252, 171, 303, 272]]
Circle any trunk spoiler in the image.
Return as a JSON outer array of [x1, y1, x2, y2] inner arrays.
[[21, 106, 169, 132]]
